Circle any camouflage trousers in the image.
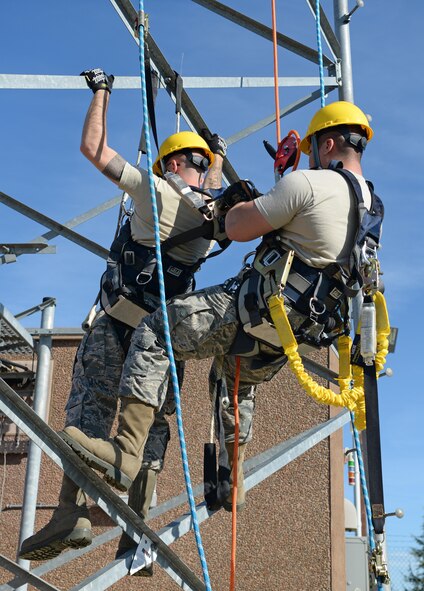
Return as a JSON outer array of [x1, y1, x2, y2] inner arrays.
[[65, 311, 175, 472], [120, 284, 288, 443]]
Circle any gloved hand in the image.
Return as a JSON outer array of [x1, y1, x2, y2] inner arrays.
[[201, 129, 227, 157], [215, 179, 261, 214], [80, 69, 115, 94]]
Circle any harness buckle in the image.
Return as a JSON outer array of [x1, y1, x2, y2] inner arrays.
[[223, 277, 241, 295], [136, 271, 152, 285], [124, 250, 135, 266], [200, 203, 214, 221], [309, 297, 326, 321], [262, 249, 281, 266], [242, 250, 256, 268]]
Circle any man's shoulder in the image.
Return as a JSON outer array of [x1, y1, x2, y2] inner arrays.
[[275, 169, 315, 197], [295, 168, 334, 181], [295, 167, 355, 191], [119, 161, 145, 182]]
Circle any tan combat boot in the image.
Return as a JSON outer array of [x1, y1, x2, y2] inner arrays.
[[18, 475, 92, 561], [59, 399, 155, 492], [115, 468, 157, 576], [223, 442, 247, 512]]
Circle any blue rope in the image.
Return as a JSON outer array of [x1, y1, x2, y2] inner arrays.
[[136, 5, 212, 590], [315, 0, 326, 107], [351, 413, 384, 590]]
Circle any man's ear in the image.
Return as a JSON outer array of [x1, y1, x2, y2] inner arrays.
[[323, 137, 335, 155], [166, 157, 179, 173]]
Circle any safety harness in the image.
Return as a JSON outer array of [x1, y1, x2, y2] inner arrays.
[[100, 173, 260, 328], [232, 165, 384, 358]]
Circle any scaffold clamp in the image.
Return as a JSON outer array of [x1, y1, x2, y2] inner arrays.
[[130, 533, 158, 575]]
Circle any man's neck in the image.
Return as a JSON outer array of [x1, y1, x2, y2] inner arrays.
[[323, 155, 363, 176], [177, 170, 202, 188], [342, 161, 363, 175]]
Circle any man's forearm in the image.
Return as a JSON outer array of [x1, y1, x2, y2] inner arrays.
[[226, 200, 274, 241], [80, 90, 118, 175], [203, 154, 223, 189]]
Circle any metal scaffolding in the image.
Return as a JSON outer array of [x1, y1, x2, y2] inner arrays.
[[0, 1, 369, 589]]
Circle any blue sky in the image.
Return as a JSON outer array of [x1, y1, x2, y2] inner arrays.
[[1, 0, 423, 577]]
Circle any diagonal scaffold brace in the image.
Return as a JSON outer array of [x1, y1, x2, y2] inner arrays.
[[0, 377, 206, 591]]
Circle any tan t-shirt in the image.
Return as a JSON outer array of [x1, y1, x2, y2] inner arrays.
[[254, 168, 372, 269], [118, 163, 214, 265]]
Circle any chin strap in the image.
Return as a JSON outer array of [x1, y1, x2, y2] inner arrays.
[[310, 134, 322, 169]]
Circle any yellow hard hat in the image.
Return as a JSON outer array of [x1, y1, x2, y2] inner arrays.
[[153, 131, 215, 176], [300, 101, 374, 154]]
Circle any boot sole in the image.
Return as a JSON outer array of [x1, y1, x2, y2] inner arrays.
[[59, 431, 132, 492], [19, 528, 92, 561]]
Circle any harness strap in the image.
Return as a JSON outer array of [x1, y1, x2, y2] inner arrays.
[[158, 182, 233, 261], [161, 221, 212, 253], [108, 219, 132, 263], [244, 271, 263, 328], [164, 172, 213, 219], [363, 361, 385, 535], [331, 168, 384, 297]]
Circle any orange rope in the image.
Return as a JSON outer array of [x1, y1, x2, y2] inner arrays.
[[229, 355, 241, 591], [271, 0, 281, 144]]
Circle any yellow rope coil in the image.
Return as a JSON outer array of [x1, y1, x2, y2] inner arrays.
[[268, 292, 390, 430]]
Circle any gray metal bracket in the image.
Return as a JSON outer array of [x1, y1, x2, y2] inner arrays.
[[0, 243, 55, 265]]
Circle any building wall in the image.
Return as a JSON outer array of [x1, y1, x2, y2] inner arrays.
[[0, 337, 345, 591]]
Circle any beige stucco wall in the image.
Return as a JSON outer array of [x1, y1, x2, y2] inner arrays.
[[0, 337, 345, 591]]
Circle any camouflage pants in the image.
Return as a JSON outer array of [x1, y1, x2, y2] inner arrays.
[[120, 284, 288, 443], [65, 311, 174, 472]]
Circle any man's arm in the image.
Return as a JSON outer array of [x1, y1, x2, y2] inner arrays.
[[203, 153, 223, 189], [80, 70, 127, 185], [225, 201, 274, 241], [201, 130, 226, 190]]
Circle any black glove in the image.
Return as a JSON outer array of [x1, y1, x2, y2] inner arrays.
[[215, 179, 261, 213], [201, 129, 227, 157], [80, 69, 115, 94]]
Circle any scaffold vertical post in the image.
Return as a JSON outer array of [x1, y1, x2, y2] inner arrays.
[[16, 298, 56, 586]]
